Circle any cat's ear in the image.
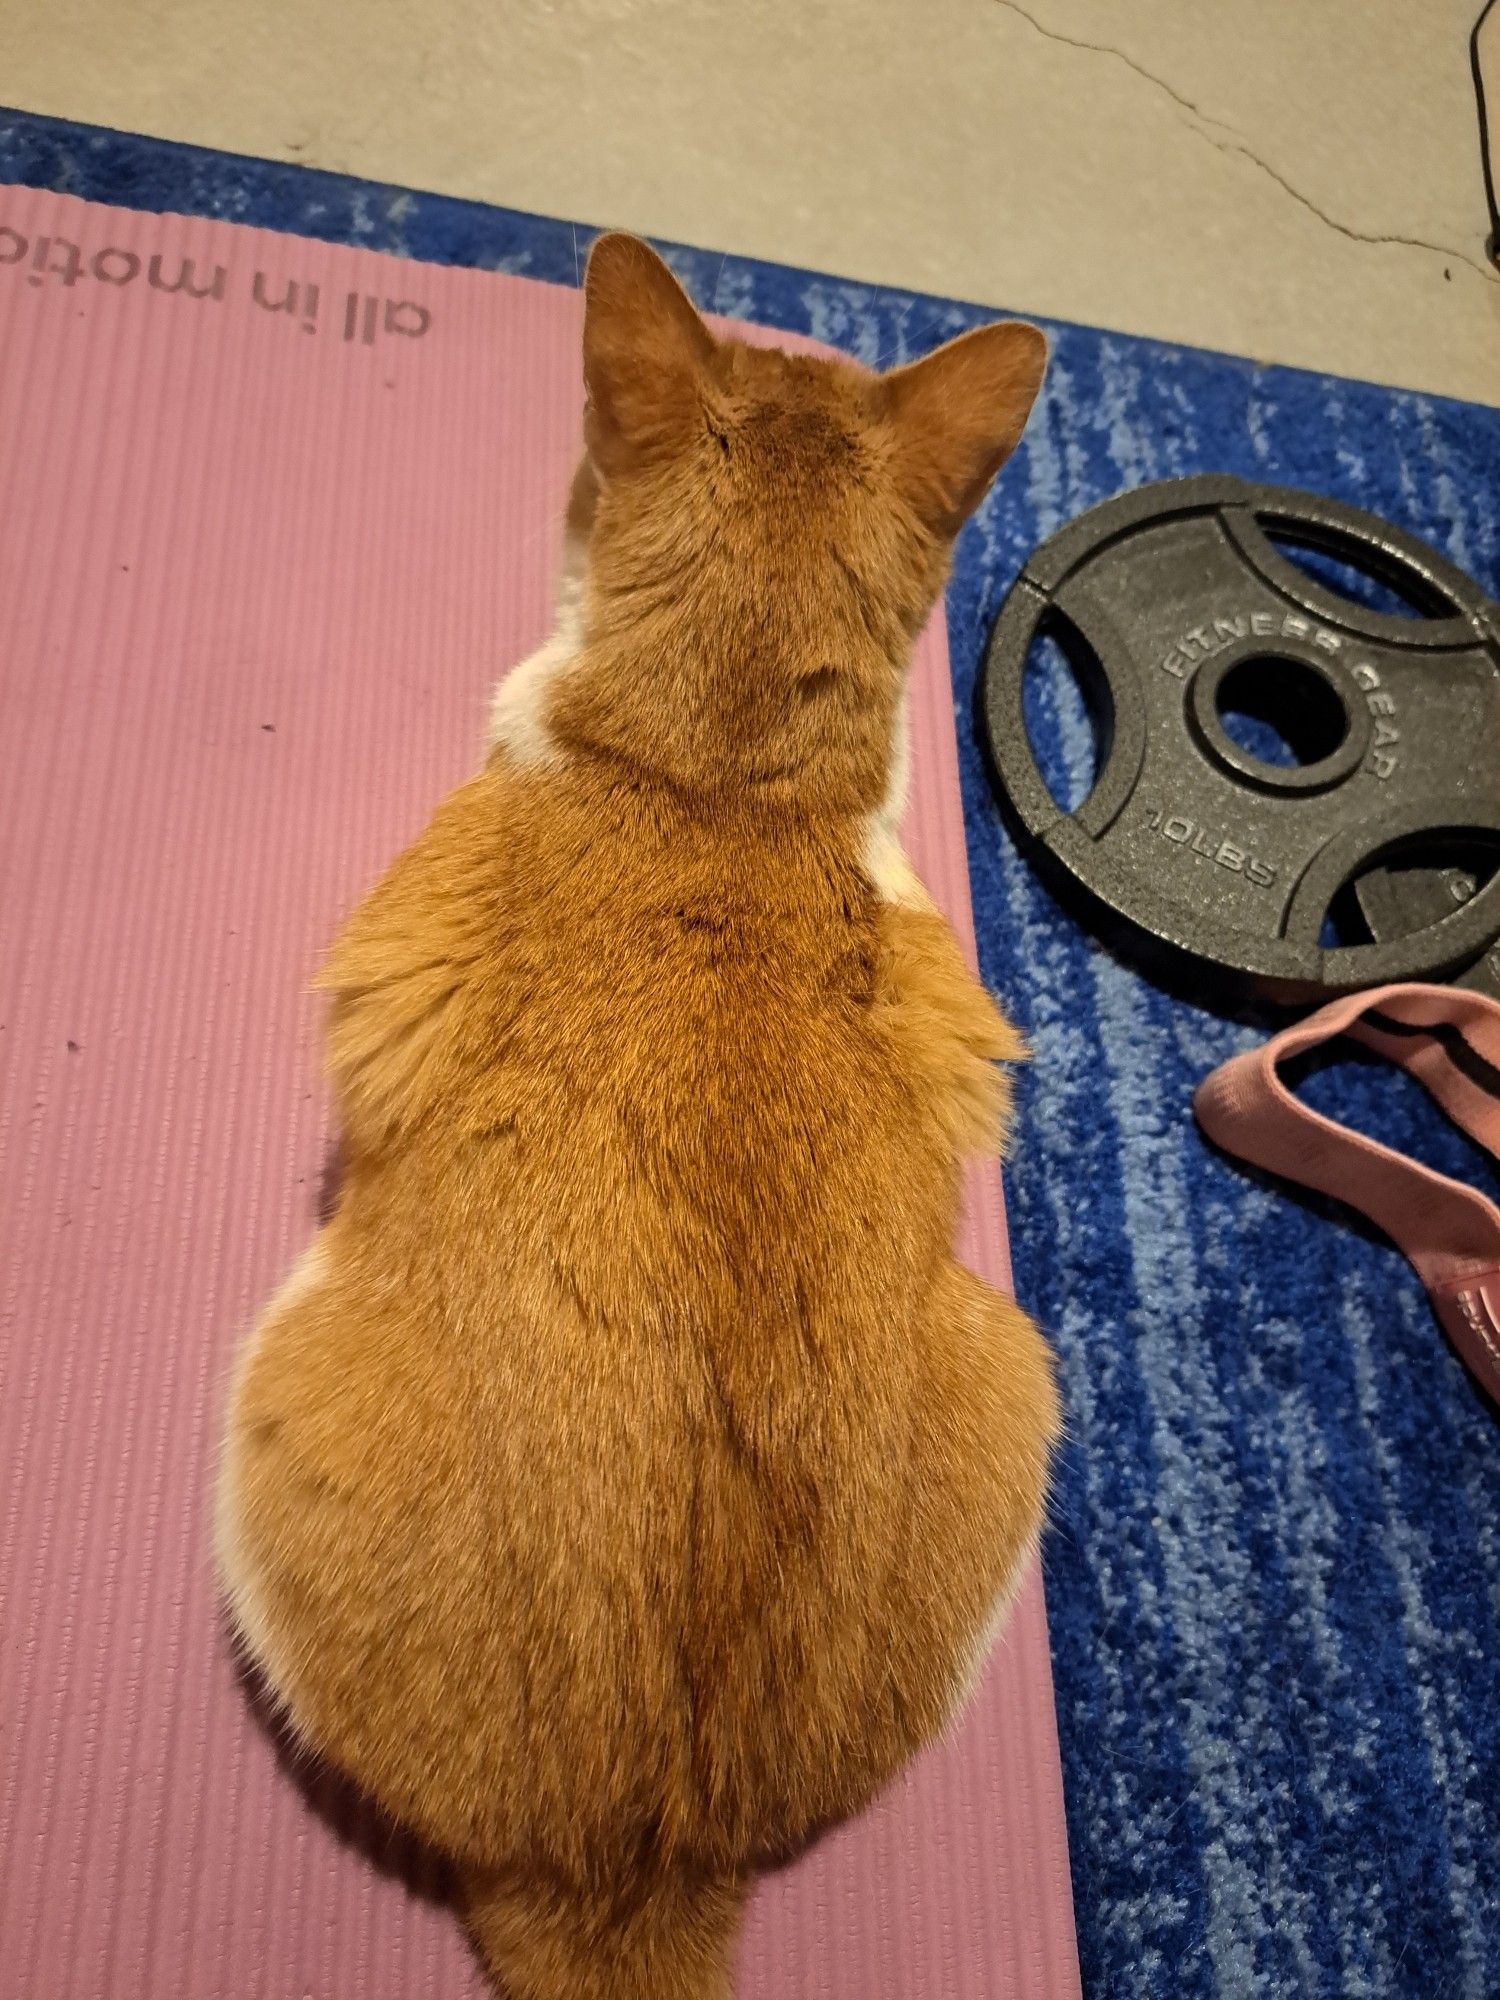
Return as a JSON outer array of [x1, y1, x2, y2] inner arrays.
[[582, 233, 716, 474], [881, 321, 1047, 537]]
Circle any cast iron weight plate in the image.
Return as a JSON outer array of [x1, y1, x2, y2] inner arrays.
[[1356, 855, 1500, 999], [979, 477, 1500, 1003]]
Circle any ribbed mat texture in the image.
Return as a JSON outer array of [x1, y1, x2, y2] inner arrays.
[[0, 186, 1080, 1999]]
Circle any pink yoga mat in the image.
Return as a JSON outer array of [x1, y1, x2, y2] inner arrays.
[[0, 187, 1079, 1999]]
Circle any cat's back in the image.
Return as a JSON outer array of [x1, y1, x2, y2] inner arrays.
[[240, 757, 933, 1856], [322, 747, 955, 1518], [329, 752, 934, 1296]]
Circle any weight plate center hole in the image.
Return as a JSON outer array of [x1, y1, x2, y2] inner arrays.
[[1216, 654, 1350, 768], [1194, 650, 1366, 794]]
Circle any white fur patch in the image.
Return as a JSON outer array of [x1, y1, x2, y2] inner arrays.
[[945, 1531, 1039, 1728], [860, 696, 929, 907], [485, 616, 577, 766], [214, 1238, 331, 1702], [876, 695, 911, 841], [485, 529, 587, 766], [861, 821, 930, 908], [260, 1235, 331, 1321]]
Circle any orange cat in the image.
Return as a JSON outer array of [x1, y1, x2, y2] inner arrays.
[[217, 234, 1058, 1999]]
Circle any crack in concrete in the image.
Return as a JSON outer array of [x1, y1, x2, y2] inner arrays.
[[993, 0, 1496, 283]]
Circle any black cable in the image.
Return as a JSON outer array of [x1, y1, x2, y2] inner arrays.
[[1472, 0, 1500, 265]]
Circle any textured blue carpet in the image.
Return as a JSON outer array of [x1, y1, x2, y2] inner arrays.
[[4, 108, 1498, 2000]]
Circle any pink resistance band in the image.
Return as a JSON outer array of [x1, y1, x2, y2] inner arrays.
[[1195, 984, 1500, 1407]]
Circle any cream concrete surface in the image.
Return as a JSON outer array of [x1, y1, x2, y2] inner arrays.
[[7, 0, 1498, 402]]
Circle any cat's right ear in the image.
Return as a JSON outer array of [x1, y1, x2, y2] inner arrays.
[[582, 233, 716, 476], [881, 320, 1047, 538]]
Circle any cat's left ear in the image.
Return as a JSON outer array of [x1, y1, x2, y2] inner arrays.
[[582, 233, 716, 475], [882, 321, 1047, 538]]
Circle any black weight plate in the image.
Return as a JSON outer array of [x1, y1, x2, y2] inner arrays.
[[980, 477, 1500, 1003], [1356, 851, 1500, 999]]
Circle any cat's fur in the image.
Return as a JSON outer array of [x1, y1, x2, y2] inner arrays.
[[217, 234, 1058, 1999]]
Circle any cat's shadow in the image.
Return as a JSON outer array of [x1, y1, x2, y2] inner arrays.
[[316, 1135, 345, 1227], [229, 1636, 460, 1913]]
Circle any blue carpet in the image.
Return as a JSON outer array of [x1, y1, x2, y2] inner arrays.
[[4, 108, 1498, 2000]]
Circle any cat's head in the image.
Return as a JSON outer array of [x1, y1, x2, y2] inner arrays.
[[553, 233, 1045, 810]]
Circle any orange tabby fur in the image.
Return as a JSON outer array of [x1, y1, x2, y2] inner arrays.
[[217, 235, 1058, 1999]]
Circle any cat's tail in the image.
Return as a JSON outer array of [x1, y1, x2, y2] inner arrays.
[[462, 1866, 745, 2000]]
